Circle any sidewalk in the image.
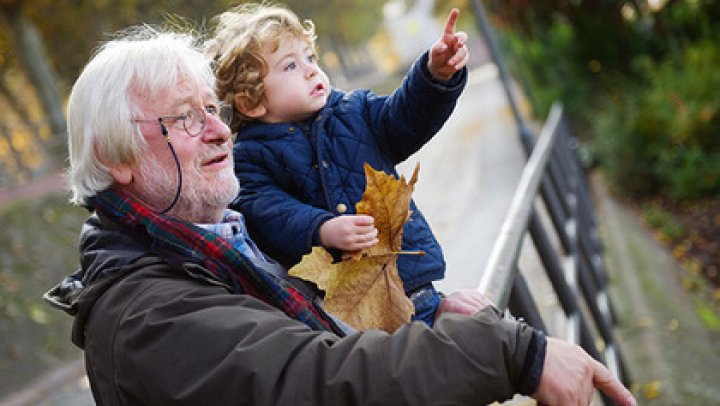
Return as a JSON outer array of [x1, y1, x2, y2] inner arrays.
[[0, 358, 91, 406], [0, 172, 66, 206]]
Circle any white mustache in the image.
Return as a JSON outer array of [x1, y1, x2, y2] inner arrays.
[[198, 145, 232, 164]]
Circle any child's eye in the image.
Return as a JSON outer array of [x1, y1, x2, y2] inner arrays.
[[284, 61, 297, 71], [307, 53, 316, 63]]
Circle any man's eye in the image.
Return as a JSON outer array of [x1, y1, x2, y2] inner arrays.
[[285, 61, 297, 71], [205, 105, 218, 115]]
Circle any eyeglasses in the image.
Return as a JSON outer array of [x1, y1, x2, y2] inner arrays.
[[134, 103, 235, 137]]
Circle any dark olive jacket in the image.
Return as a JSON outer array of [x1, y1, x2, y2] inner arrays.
[[45, 213, 544, 405]]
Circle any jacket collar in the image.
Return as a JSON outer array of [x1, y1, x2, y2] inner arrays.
[[235, 89, 343, 141]]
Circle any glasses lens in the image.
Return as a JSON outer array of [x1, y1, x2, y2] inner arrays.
[[219, 103, 235, 127], [184, 107, 205, 136]]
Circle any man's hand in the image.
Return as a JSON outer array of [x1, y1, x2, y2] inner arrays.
[[319, 215, 379, 252], [534, 337, 637, 406], [435, 290, 494, 319], [428, 8, 469, 82]]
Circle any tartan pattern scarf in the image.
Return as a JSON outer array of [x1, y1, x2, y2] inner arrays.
[[92, 189, 343, 335]]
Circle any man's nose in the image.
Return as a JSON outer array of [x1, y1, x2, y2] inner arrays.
[[201, 113, 231, 144]]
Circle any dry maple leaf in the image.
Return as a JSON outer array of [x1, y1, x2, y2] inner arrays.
[[353, 163, 420, 258], [289, 163, 421, 332]]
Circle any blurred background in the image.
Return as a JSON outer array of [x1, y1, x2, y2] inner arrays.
[[0, 0, 718, 404]]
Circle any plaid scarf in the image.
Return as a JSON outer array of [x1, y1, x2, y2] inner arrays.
[[92, 189, 343, 335]]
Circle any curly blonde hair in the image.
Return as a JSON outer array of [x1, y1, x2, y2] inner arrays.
[[205, 3, 316, 131]]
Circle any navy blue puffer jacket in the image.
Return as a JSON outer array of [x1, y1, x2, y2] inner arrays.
[[232, 52, 466, 292]]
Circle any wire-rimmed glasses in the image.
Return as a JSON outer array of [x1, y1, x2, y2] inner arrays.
[[134, 103, 234, 137]]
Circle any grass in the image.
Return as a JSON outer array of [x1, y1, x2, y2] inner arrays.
[[0, 194, 87, 398], [642, 205, 685, 241], [696, 303, 720, 332]]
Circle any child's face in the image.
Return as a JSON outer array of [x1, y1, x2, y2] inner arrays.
[[257, 36, 330, 123]]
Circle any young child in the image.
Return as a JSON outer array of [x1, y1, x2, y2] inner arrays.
[[206, 3, 469, 326]]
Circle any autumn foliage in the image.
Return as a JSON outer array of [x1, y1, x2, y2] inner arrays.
[[289, 163, 421, 333]]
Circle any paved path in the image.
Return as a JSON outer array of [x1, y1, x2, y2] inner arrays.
[[596, 176, 720, 404], [0, 172, 66, 206], [399, 64, 527, 293]]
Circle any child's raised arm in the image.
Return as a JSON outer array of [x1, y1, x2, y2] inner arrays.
[[427, 8, 469, 82]]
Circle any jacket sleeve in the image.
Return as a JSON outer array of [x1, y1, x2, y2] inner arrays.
[[232, 146, 334, 266], [104, 273, 541, 406], [364, 51, 467, 163]]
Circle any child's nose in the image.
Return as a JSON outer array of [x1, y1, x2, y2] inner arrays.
[[305, 65, 317, 79]]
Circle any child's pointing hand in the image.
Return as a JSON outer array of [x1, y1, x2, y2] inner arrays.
[[428, 8, 469, 82]]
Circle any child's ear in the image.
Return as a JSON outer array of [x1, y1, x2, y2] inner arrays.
[[234, 94, 266, 119]]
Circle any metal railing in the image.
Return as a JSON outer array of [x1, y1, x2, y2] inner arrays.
[[477, 102, 631, 404], [468, 3, 631, 402]]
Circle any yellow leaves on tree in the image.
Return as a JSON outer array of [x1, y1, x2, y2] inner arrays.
[[289, 163, 421, 333]]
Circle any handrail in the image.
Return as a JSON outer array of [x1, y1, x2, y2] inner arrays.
[[476, 102, 631, 403], [477, 103, 563, 308], [469, 2, 630, 398]]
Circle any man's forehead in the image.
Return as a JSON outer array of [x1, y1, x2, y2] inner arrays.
[[132, 78, 216, 111]]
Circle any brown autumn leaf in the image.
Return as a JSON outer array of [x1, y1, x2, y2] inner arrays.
[[289, 163, 421, 332]]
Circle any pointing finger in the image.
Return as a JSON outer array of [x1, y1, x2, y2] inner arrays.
[[592, 361, 637, 406], [443, 8, 460, 36]]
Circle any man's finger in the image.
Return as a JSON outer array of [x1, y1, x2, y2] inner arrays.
[[592, 361, 636, 406], [443, 8, 460, 36]]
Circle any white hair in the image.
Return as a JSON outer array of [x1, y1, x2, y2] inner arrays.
[[66, 25, 216, 206]]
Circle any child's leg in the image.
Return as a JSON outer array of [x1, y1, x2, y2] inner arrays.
[[409, 283, 442, 327]]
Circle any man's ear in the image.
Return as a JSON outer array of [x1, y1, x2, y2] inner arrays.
[[109, 164, 134, 185], [96, 143, 134, 185], [234, 93, 266, 119]]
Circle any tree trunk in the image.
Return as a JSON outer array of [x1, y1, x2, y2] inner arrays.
[[1, 6, 66, 169], [0, 124, 30, 184], [0, 77, 51, 175]]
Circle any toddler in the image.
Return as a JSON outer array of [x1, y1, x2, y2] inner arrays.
[[206, 3, 469, 325]]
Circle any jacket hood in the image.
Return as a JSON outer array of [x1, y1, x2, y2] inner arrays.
[[43, 212, 170, 348], [44, 213, 147, 310]]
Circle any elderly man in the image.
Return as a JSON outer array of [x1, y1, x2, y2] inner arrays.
[[45, 26, 635, 406]]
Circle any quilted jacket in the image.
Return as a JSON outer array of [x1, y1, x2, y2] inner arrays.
[[232, 52, 467, 292]]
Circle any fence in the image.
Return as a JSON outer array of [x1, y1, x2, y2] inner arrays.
[[477, 102, 631, 404]]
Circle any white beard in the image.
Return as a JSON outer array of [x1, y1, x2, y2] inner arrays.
[[135, 146, 239, 222]]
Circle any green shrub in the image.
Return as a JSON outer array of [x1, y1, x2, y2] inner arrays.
[[504, 17, 593, 123], [642, 205, 685, 240], [593, 40, 720, 200]]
